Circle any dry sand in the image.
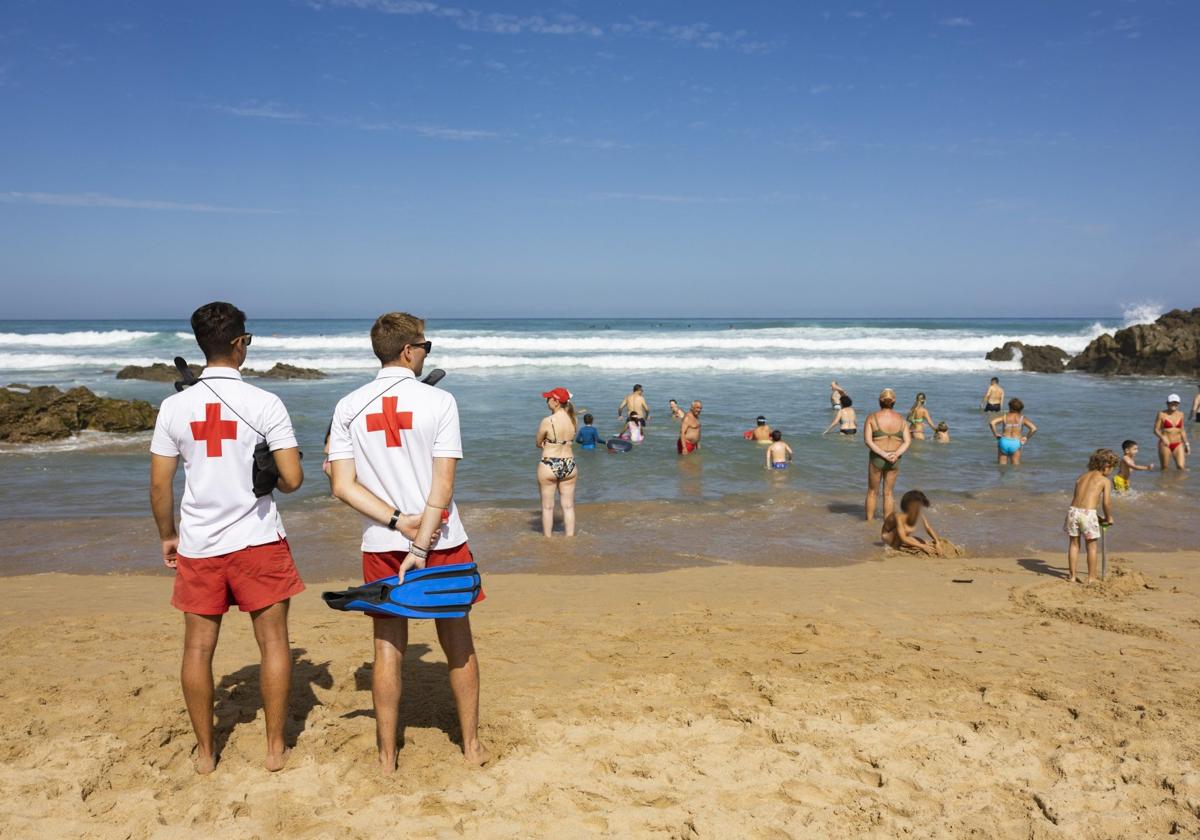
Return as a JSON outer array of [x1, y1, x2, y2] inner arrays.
[[1, 551, 1198, 838]]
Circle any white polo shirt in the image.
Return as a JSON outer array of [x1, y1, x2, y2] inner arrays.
[[327, 367, 467, 553], [150, 367, 298, 558]]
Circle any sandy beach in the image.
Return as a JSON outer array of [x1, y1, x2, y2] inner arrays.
[[1, 549, 1197, 839]]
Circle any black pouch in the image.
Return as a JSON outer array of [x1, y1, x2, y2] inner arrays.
[[252, 441, 281, 498]]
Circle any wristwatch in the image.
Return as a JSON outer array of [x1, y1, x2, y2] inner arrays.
[[387, 509, 401, 531]]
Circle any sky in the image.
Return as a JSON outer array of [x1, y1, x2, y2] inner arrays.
[[0, 0, 1197, 319]]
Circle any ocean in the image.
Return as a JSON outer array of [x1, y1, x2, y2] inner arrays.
[[1, 313, 1195, 576]]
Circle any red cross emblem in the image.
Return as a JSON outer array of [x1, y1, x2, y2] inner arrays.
[[365, 396, 413, 448], [190, 403, 239, 457]]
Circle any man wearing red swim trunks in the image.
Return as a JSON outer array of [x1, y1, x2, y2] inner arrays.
[[678, 399, 703, 455], [327, 312, 488, 771], [149, 302, 305, 775]]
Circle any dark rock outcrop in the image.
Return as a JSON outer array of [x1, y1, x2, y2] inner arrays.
[[0, 385, 157, 442], [1068, 308, 1200, 375], [245, 363, 326, 380], [117, 363, 201, 382], [985, 342, 1069, 373]]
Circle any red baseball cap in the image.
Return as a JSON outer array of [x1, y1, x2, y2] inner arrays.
[[541, 387, 571, 403]]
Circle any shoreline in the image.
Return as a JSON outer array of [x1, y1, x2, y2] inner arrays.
[[1, 551, 1197, 837]]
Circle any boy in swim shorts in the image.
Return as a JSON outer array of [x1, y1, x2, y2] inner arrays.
[[765, 429, 792, 469], [1064, 449, 1117, 584], [1114, 439, 1153, 492]]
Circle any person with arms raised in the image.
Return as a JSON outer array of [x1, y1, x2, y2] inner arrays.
[[327, 312, 488, 772], [149, 301, 305, 775]]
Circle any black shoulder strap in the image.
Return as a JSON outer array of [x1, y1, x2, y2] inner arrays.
[[196, 377, 266, 439], [348, 377, 412, 425]]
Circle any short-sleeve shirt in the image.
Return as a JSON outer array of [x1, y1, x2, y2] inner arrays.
[[327, 367, 467, 553], [150, 367, 298, 558]]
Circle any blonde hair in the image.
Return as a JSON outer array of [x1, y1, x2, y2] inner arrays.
[[1087, 448, 1119, 472], [907, 392, 926, 420], [371, 312, 426, 364]]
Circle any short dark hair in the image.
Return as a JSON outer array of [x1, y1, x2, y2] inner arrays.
[[756, 416, 766, 425], [1122, 439, 1136, 451], [633, 384, 643, 392], [991, 377, 999, 383], [840, 394, 853, 408], [1008, 397, 1024, 413], [900, 489, 930, 512], [191, 301, 246, 361], [371, 312, 425, 364], [583, 413, 594, 424], [770, 429, 782, 441]]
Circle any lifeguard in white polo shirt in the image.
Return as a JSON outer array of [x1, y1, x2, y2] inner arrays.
[[328, 311, 488, 771], [149, 301, 304, 775]]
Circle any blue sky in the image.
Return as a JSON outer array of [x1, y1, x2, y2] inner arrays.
[[0, 0, 1196, 318]]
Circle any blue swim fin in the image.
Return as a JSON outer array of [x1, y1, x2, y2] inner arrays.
[[321, 563, 481, 619]]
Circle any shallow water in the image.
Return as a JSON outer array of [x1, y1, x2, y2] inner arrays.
[[1, 316, 1196, 574]]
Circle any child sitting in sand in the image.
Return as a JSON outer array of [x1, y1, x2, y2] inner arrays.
[[881, 490, 963, 557], [934, 421, 950, 443], [1065, 449, 1118, 584], [1114, 439, 1153, 492], [765, 429, 793, 470]]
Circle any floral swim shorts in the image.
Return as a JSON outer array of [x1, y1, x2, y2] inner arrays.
[[1064, 506, 1100, 541]]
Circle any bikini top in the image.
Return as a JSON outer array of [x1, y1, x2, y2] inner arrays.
[[1162, 415, 1183, 430], [544, 416, 574, 445], [870, 417, 905, 440], [1004, 415, 1025, 431]]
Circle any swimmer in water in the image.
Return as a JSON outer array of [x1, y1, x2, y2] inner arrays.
[[667, 399, 685, 422], [823, 394, 857, 436], [1154, 394, 1189, 470], [934, 421, 950, 443], [981, 377, 1004, 412], [830, 380, 849, 410], [750, 415, 772, 442], [989, 398, 1037, 465], [1114, 439, 1153, 492], [765, 429, 793, 470], [906, 392, 935, 440]]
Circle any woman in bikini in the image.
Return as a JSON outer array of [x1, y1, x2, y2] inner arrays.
[[1154, 394, 1189, 470], [905, 392, 935, 440], [822, 393, 857, 436], [864, 388, 911, 521], [988, 397, 1037, 465], [536, 387, 578, 537]]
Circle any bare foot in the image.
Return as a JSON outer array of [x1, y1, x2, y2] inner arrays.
[[265, 748, 291, 772], [1085, 577, 1100, 586], [378, 751, 398, 775], [463, 741, 492, 767], [194, 751, 217, 775], [1065, 575, 1077, 583]]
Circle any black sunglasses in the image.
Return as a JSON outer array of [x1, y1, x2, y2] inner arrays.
[[408, 340, 432, 353], [231, 333, 253, 347]]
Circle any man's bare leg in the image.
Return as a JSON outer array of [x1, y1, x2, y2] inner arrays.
[[1085, 538, 1099, 584], [250, 600, 293, 772], [372, 616, 408, 774], [1066, 536, 1079, 583], [181, 612, 222, 774], [436, 616, 489, 765]]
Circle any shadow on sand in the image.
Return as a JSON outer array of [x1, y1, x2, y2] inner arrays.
[[213, 648, 333, 757], [344, 642, 461, 749], [1017, 557, 1068, 580]]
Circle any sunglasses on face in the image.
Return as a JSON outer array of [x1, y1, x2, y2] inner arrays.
[[231, 333, 253, 347], [408, 340, 433, 354]]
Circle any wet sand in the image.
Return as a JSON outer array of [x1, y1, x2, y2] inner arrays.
[[1, 550, 1198, 838]]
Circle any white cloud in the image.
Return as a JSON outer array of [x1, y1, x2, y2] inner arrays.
[[215, 101, 306, 120], [938, 17, 973, 28], [0, 191, 280, 214]]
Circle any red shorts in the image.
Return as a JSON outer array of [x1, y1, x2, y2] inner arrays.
[[362, 541, 485, 604], [677, 439, 698, 454], [172, 537, 304, 615]]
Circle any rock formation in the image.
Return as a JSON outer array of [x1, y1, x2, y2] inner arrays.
[[1068, 308, 1200, 375], [0, 385, 157, 443], [985, 342, 1070, 373]]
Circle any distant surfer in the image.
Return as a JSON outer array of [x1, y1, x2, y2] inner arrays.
[[678, 400, 702, 455], [981, 377, 1004, 412], [327, 311, 488, 770], [618, 384, 650, 426]]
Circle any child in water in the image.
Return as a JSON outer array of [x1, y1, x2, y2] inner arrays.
[[881, 490, 962, 557], [1114, 439, 1154, 492], [574, 414, 603, 450], [623, 412, 645, 443], [1064, 449, 1118, 584], [934, 421, 950, 443], [765, 430, 793, 470]]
